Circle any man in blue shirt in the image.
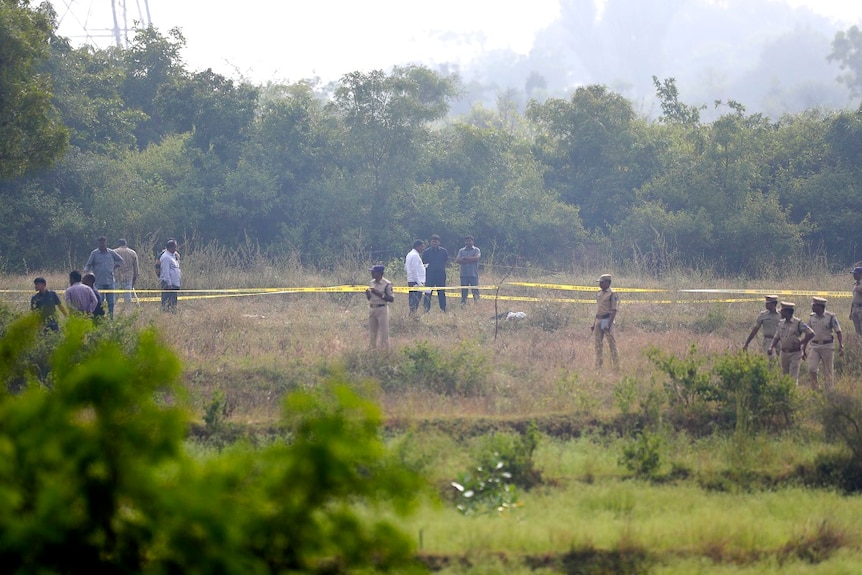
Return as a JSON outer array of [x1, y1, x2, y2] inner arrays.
[[455, 235, 481, 306], [84, 236, 123, 318]]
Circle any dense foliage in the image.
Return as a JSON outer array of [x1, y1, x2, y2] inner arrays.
[[0, 314, 422, 573], [3, 5, 862, 274]]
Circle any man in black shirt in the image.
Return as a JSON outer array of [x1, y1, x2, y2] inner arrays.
[[422, 234, 448, 313], [30, 277, 67, 331]]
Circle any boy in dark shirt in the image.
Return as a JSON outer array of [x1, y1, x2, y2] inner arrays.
[[30, 277, 67, 331]]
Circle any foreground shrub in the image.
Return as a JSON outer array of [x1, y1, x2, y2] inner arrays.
[[0, 317, 423, 573]]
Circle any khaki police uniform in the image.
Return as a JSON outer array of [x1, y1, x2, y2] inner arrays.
[[753, 308, 781, 355], [807, 308, 841, 391], [594, 276, 619, 369], [368, 276, 394, 349], [771, 312, 814, 384]]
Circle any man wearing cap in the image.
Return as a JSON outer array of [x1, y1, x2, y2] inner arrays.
[[769, 302, 814, 384], [851, 266, 862, 336], [807, 297, 843, 391], [592, 274, 619, 370], [114, 239, 139, 304], [743, 296, 781, 356], [366, 265, 394, 349], [404, 239, 426, 316]]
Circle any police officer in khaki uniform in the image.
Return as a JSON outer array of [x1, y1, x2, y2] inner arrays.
[[365, 265, 394, 350], [743, 295, 780, 355], [807, 296, 843, 391], [592, 274, 619, 370], [851, 266, 862, 336], [768, 302, 814, 384]]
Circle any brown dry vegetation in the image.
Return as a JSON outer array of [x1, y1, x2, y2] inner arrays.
[[4, 259, 860, 428]]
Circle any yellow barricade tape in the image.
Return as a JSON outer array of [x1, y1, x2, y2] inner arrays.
[[508, 282, 668, 293], [0, 283, 854, 302]]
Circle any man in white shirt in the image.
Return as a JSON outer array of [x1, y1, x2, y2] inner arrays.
[[159, 239, 181, 313], [404, 239, 425, 315]]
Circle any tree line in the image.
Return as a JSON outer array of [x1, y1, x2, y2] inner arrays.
[[3, 1, 862, 276]]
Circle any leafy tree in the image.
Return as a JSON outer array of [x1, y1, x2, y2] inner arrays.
[[0, 0, 68, 178], [829, 25, 862, 97], [333, 66, 457, 248], [48, 40, 145, 156], [0, 316, 422, 573], [121, 25, 187, 148], [159, 68, 259, 164], [528, 85, 658, 230]]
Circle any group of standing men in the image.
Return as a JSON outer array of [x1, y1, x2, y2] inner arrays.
[[742, 265, 862, 391], [404, 234, 482, 315], [366, 235, 482, 349], [29, 237, 183, 331]]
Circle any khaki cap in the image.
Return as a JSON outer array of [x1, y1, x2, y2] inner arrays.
[[765, 295, 778, 303], [597, 274, 612, 282], [780, 301, 795, 309], [812, 296, 827, 305]]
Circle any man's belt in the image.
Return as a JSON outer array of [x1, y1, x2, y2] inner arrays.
[[596, 313, 611, 319], [370, 303, 387, 308], [811, 338, 833, 344]]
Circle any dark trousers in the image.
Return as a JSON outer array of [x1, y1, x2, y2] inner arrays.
[[98, 283, 115, 318], [423, 275, 447, 312], [161, 282, 179, 313], [408, 282, 422, 313]]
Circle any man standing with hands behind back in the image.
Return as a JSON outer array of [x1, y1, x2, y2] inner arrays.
[[114, 239, 139, 304]]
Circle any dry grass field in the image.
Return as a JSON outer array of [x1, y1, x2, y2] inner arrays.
[[3, 258, 861, 424]]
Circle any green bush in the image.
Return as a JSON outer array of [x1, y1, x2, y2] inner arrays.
[[619, 430, 664, 479], [648, 345, 797, 433], [400, 340, 489, 396], [646, 344, 714, 409], [0, 316, 423, 573], [712, 351, 797, 432], [474, 424, 542, 490]]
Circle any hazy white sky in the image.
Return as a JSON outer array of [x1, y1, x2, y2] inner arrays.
[[51, 0, 862, 84]]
